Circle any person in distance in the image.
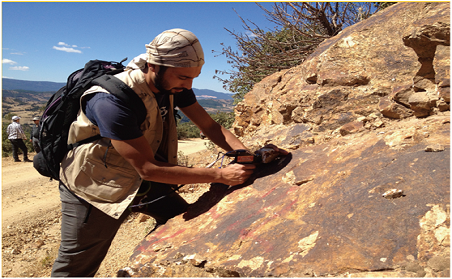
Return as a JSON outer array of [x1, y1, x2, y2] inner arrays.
[[6, 115, 32, 162]]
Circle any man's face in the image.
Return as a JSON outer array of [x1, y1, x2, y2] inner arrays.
[[33, 120, 39, 125], [154, 66, 202, 94]]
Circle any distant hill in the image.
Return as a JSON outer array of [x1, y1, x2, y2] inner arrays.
[[2, 78, 233, 100], [191, 88, 233, 100], [2, 79, 234, 122], [2, 78, 65, 92]]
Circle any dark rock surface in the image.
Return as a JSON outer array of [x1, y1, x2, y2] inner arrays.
[[124, 115, 449, 277]]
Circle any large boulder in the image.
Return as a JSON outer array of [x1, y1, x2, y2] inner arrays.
[[122, 2, 450, 277]]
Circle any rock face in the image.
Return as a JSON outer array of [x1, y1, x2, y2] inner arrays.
[[233, 2, 449, 139], [123, 3, 450, 277]]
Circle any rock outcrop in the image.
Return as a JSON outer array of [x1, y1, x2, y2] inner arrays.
[[233, 2, 449, 143], [122, 2, 449, 277]]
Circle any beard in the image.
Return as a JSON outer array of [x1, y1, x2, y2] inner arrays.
[[154, 70, 172, 95], [153, 66, 186, 95]]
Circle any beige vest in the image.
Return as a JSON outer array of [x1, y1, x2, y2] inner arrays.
[[59, 69, 178, 219]]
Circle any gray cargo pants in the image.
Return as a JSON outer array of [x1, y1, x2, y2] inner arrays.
[[51, 184, 130, 277]]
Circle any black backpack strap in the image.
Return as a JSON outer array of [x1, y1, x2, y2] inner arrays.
[[91, 75, 147, 124], [67, 134, 103, 151], [66, 75, 147, 152]]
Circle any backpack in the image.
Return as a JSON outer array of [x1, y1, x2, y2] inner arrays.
[[33, 58, 146, 180]]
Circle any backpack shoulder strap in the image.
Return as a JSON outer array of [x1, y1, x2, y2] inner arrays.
[[91, 75, 147, 124], [68, 134, 103, 151]]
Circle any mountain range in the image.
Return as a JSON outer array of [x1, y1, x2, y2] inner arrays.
[[2, 78, 233, 100]]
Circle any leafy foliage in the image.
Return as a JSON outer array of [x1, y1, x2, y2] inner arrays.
[[2, 124, 12, 157], [214, 2, 397, 103], [176, 120, 200, 139], [176, 110, 235, 140], [209, 111, 235, 129]]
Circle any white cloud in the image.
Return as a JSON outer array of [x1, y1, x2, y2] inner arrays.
[[2, 59, 17, 65], [245, 31, 258, 38], [53, 46, 82, 53], [58, 42, 78, 48], [10, 66, 29, 71], [54, 42, 83, 53], [3, 58, 28, 71], [2, 48, 25, 55]]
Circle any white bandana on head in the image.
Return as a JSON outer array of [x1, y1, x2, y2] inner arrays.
[[126, 53, 148, 70], [145, 28, 205, 68]]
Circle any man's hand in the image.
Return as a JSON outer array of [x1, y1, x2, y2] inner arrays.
[[218, 163, 256, 186]]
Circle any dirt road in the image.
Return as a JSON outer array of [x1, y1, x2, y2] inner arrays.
[[178, 138, 209, 155], [1, 138, 210, 277]]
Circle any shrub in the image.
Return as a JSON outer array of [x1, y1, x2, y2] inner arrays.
[[177, 121, 200, 139]]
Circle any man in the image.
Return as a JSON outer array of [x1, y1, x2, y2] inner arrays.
[[31, 116, 41, 153], [6, 116, 32, 162], [51, 28, 286, 277]]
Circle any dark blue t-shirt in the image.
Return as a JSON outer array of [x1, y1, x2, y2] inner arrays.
[[83, 89, 196, 140]]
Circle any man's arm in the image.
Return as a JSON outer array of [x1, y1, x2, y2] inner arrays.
[[180, 101, 246, 152], [19, 125, 27, 140], [111, 136, 255, 186]]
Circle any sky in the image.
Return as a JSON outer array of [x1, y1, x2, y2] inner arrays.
[[1, 1, 280, 93]]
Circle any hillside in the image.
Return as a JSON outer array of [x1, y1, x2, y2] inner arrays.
[[2, 79, 65, 92], [2, 78, 233, 100], [2, 81, 234, 124]]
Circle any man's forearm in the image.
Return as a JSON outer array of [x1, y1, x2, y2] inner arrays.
[[139, 159, 254, 186], [140, 161, 222, 184], [111, 136, 254, 186]]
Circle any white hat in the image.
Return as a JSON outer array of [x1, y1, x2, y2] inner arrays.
[[146, 28, 205, 68], [12, 116, 20, 121], [32, 117, 40, 121]]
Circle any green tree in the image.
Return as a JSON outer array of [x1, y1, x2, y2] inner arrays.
[[175, 111, 235, 139], [176, 120, 200, 139], [3, 112, 14, 120], [214, 2, 397, 103], [209, 111, 235, 129], [375, 2, 397, 10], [2, 124, 13, 157]]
